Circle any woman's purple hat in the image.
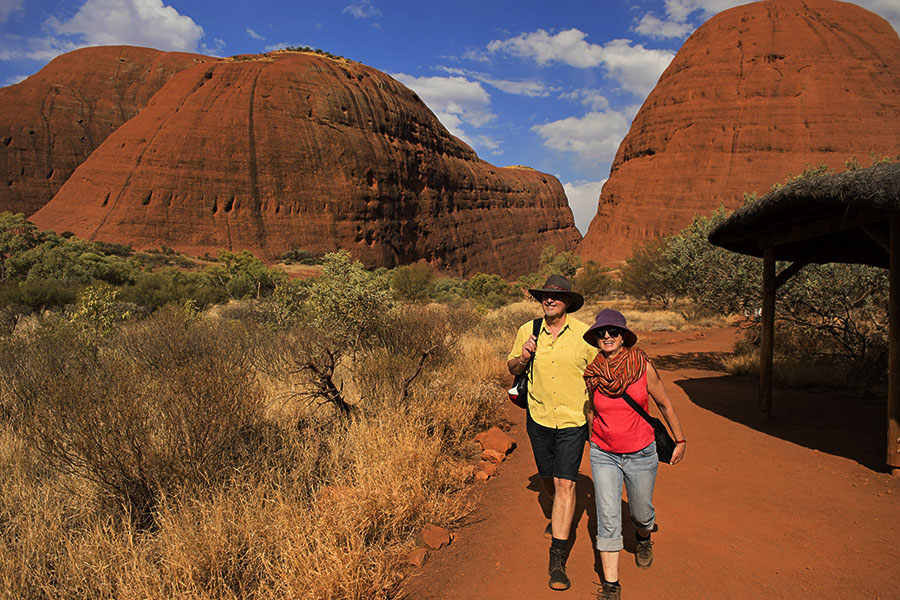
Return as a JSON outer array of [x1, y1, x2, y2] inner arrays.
[[584, 308, 638, 348]]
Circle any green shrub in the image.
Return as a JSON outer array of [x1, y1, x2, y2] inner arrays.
[[0, 278, 77, 312], [119, 268, 229, 311], [432, 276, 466, 303], [390, 263, 434, 302], [465, 273, 511, 308], [280, 248, 322, 265], [205, 250, 287, 299], [620, 238, 672, 307], [538, 246, 581, 278], [575, 260, 613, 299]]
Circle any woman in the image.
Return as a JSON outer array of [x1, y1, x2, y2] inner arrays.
[[582, 309, 686, 600]]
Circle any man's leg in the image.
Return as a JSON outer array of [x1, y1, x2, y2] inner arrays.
[[547, 425, 587, 591], [550, 476, 576, 539], [542, 478, 555, 538]]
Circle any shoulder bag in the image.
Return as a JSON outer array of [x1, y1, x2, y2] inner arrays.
[[621, 391, 677, 464], [508, 318, 542, 409]]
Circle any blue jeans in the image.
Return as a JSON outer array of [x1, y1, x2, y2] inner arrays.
[[589, 441, 658, 551]]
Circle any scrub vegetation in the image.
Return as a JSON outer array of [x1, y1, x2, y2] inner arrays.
[[0, 251, 510, 600], [1, 155, 891, 596]]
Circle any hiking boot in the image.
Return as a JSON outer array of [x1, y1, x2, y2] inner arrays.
[[548, 547, 571, 591], [598, 581, 622, 600], [544, 522, 553, 539], [635, 536, 654, 569]]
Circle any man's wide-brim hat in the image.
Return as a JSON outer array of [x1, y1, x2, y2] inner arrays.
[[584, 308, 638, 348], [528, 274, 584, 313]]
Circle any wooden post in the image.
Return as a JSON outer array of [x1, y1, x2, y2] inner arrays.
[[760, 248, 776, 420], [889, 215, 900, 475]]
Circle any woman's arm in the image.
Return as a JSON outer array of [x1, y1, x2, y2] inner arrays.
[[646, 362, 686, 465]]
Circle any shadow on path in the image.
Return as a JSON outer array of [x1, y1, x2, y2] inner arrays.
[[675, 374, 888, 472], [526, 472, 594, 549], [526, 471, 648, 583]]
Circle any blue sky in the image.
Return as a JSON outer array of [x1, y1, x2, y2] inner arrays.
[[2, 0, 899, 233]]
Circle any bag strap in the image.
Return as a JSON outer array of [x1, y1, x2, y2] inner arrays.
[[621, 391, 657, 427], [525, 318, 542, 379]]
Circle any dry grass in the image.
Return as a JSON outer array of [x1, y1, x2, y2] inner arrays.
[[0, 304, 505, 600], [721, 348, 858, 389], [582, 298, 727, 332], [0, 295, 734, 599]]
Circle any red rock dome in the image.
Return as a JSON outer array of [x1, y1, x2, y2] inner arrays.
[[30, 51, 579, 277], [0, 46, 214, 216], [578, 0, 900, 265]]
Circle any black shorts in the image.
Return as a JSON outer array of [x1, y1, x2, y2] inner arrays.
[[526, 412, 588, 481]]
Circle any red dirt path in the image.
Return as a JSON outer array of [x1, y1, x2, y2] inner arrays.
[[400, 325, 900, 600]]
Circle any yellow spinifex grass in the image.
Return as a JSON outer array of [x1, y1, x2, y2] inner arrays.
[[0, 304, 505, 600]]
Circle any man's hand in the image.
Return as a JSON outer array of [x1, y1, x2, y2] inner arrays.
[[520, 334, 537, 362]]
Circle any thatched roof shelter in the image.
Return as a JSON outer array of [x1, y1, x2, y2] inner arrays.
[[709, 162, 900, 268], [708, 162, 900, 474]]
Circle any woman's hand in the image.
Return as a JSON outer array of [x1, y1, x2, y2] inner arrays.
[[669, 441, 686, 465]]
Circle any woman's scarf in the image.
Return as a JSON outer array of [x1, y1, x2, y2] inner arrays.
[[584, 346, 649, 397]]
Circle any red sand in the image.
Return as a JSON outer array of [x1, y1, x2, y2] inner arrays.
[[400, 325, 900, 600]]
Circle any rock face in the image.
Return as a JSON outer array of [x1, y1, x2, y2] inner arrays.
[[29, 51, 579, 277], [579, 0, 900, 265], [0, 46, 214, 216]]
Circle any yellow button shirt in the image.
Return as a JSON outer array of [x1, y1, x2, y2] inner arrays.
[[508, 315, 597, 429]]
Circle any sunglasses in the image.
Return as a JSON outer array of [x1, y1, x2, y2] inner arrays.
[[595, 326, 624, 339], [541, 293, 568, 303]]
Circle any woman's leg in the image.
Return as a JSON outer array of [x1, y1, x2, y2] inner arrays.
[[589, 443, 625, 583], [622, 442, 658, 532], [623, 441, 659, 568]]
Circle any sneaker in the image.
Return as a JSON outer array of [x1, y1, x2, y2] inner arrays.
[[597, 581, 621, 600], [548, 547, 571, 591], [544, 522, 553, 539], [635, 536, 654, 569]]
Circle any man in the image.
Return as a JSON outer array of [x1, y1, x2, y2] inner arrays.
[[507, 274, 596, 591]]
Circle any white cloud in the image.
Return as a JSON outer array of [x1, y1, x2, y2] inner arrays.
[[532, 110, 631, 165], [343, 1, 380, 20], [488, 28, 604, 68], [265, 42, 295, 52], [246, 28, 264, 41], [635, 1, 899, 42], [14, 36, 82, 61], [0, 0, 23, 23], [48, 0, 204, 52], [563, 180, 606, 235], [471, 134, 503, 155], [392, 72, 496, 131], [3, 73, 27, 86], [487, 28, 674, 98], [438, 66, 556, 97], [391, 73, 500, 155], [634, 14, 694, 39], [558, 89, 610, 112], [632, 1, 752, 40], [200, 37, 225, 57], [600, 39, 674, 97]]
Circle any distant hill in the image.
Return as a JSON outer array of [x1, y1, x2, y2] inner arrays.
[[579, 0, 900, 265], [0, 46, 214, 217], [13, 48, 579, 277]]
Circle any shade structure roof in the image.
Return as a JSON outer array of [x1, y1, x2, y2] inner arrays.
[[708, 162, 900, 268]]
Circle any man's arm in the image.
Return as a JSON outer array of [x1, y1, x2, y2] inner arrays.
[[507, 334, 537, 375]]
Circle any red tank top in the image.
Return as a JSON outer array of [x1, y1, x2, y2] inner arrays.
[[590, 372, 654, 453]]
